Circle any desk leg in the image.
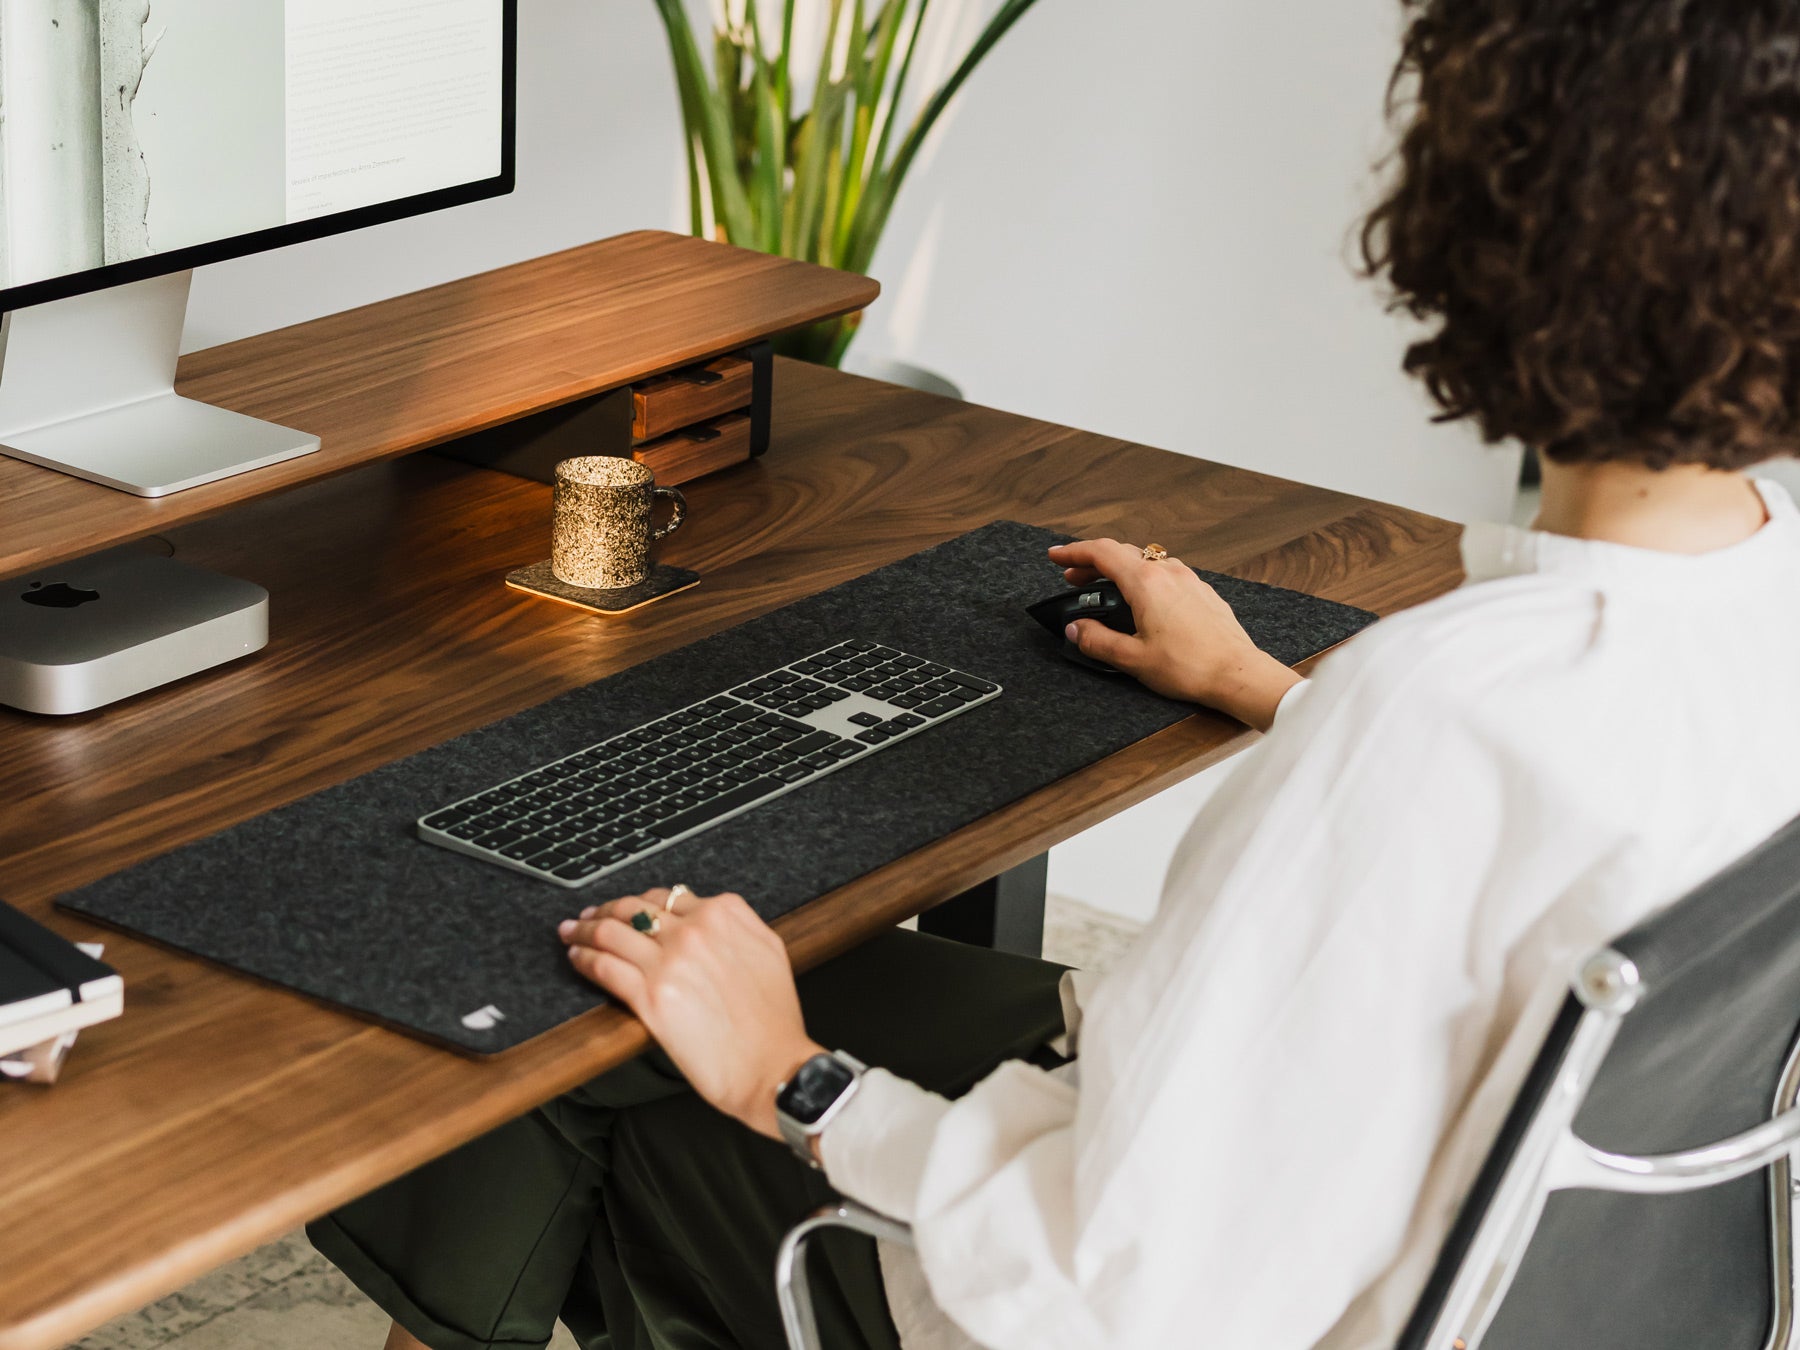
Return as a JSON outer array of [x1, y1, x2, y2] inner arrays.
[[918, 854, 1048, 957]]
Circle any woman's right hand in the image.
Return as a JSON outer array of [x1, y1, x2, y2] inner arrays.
[[1046, 539, 1303, 732]]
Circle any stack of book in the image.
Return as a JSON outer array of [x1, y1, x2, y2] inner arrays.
[[1, 899, 122, 1083]]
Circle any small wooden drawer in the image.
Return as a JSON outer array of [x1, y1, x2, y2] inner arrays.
[[632, 411, 754, 486], [632, 356, 756, 441]]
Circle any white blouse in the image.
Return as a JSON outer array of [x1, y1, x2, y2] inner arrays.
[[821, 479, 1800, 1350]]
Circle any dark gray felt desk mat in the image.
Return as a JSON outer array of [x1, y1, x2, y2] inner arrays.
[[58, 521, 1375, 1054]]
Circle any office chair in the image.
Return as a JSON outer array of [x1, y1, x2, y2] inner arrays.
[[776, 814, 1800, 1350]]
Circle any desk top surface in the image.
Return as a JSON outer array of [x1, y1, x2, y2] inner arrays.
[[0, 358, 1463, 1350]]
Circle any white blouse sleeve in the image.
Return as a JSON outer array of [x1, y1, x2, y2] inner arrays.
[[821, 642, 1511, 1350]]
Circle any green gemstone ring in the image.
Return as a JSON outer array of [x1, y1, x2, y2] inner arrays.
[[629, 910, 661, 937]]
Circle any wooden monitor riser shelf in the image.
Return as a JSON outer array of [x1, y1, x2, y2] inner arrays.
[[0, 370, 1466, 1342], [0, 231, 877, 583]]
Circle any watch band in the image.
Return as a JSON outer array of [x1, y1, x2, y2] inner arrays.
[[775, 1049, 867, 1169]]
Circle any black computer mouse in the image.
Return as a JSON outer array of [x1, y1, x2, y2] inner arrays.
[[1026, 580, 1136, 673]]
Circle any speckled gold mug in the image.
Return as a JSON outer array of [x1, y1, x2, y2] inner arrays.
[[551, 457, 688, 590]]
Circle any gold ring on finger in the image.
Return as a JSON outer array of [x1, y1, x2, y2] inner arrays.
[[1142, 543, 1171, 562], [666, 884, 695, 916]]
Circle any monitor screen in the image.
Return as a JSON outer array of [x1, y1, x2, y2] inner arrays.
[[0, 0, 514, 310]]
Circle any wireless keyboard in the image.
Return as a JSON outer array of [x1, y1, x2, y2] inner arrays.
[[417, 641, 1002, 888]]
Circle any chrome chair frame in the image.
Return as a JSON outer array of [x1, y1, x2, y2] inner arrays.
[[774, 947, 1800, 1350], [776, 1199, 916, 1350], [1415, 949, 1800, 1350]]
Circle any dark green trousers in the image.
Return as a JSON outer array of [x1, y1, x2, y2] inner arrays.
[[308, 929, 1067, 1350]]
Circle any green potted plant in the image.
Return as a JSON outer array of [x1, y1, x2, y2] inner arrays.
[[651, 0, 1042, 368]]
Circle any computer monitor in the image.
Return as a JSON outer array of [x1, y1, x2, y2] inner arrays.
[[0, 0, 517, 497]]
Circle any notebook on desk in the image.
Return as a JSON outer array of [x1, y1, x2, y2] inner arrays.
[[0, 900, 122, 1061], [58, 520, 1377, 1054]]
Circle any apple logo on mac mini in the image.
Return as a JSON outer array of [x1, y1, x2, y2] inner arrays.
[[21, 581, 101, 610]]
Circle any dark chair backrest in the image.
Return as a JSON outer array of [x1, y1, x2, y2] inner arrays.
[[1400, 815, 1800, 1350]]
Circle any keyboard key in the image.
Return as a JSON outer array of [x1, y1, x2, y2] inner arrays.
[[917, 696, 963, 717], [651, 778, 783, 838], [840, 677, 873, 691], [791, 659, 824, 674], [821, 688, 850, 702], [474, 828, 524, 849], [944, 687, 981, 704], [617, 832, 656, 853], [798, 694, 832, 710], [552, 860, 596, 881], [846, 640, 876, 652], [889, 714, 926, 729], [829, 743, 865, 759], [780, 702, 813, 717], [801, 752, 836, 770], [855, 729, 890, 744], [724, 706, 762, 723], [895, 654, 924, 668], [891, 694, 924, 709], [775, 764, 810, 782], [499, 839, 545, 860], [768, 671, 800, 685], [948, 672, 1000, 694], [706, 696, 738, 710], [919, 663, 948, 677], [849, 712, 884, 727], [724, 765, 758, 782]]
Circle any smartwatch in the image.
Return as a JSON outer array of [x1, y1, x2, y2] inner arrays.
[[775, 1049, 867, 1168]]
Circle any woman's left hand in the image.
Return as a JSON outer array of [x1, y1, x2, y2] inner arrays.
[[560, 888, 824, 1140]]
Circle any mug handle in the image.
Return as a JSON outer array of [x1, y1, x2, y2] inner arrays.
[[650, 486, 688, 543]]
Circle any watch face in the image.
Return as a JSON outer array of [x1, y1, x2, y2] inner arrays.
[[778, 1054, 857, 1126]]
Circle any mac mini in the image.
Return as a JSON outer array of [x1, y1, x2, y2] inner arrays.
[[0, 549, 268, 715]]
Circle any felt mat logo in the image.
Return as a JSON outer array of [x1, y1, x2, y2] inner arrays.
[[461, 1005, 506, 1031]]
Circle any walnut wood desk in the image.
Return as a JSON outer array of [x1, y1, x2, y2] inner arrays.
[[0, 358, 1463, 1349]]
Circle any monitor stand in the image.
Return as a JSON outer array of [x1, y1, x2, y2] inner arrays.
[[0, 271, 320, 498]]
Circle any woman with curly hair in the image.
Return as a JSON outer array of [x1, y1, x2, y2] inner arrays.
[[315, 3, 1800, 1347]]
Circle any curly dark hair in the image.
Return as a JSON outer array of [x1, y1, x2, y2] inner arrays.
[[1362, 0, 1800, 470]]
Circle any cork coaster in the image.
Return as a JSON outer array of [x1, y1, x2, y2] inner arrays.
[[505, 561, 700, 616]]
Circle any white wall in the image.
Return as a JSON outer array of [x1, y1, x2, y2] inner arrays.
[[859, 0, 1522, 526], [172, 0, 1520, 925]]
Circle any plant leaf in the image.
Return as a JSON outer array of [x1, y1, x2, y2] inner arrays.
[[653, 0, 756, 244], [850, 0, 1042, 273]]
